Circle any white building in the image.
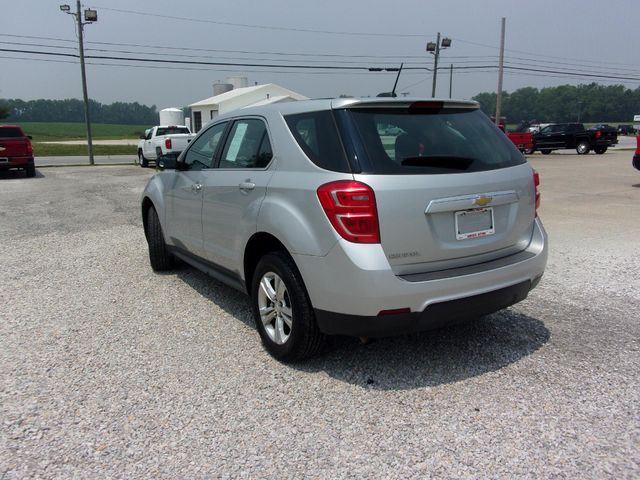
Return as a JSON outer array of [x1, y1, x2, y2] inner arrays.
[[188, 83, 308, 132]]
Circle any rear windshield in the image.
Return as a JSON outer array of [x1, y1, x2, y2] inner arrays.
[[284, 111, 351, 172], [348, 108, 526, 174], [156, 127, 190, 136], [0, 127, 24, 138]]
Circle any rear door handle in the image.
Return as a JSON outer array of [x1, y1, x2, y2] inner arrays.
[[192, 183, 202, 192], [239, 181, 256, 191]]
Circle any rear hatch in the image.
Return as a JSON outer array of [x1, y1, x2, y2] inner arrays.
[[343, 101, 536, 275], [0, 127, 30, 157]]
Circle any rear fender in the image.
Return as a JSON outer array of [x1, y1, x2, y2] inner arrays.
[[256, 194, 339, 257]]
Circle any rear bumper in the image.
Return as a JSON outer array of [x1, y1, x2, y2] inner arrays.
[[315, 278, 539, 337], [293, 217, 548, 336], [0, 156, 34, 169]]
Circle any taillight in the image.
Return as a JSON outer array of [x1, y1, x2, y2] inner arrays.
[[533, 169, 540, 213], [636, 134, 640, 155], [317, 180, 380, 244], [165, 137, 172, 150], [595, 130, 602, 139], [26, 140, 33, 155]]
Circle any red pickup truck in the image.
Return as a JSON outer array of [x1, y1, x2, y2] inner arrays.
[[491, 117, 535, 154], [0, 125, 35, 177]]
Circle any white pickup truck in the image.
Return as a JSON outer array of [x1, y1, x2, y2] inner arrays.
[[137, 125, 195, 167]]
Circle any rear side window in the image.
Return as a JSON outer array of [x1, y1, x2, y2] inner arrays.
[[348, 108, 526, 174], [0, 127, 24, 138], [284, 111, 350, 172], [156, 127, 190, 136], [219, 119, 272, 169]]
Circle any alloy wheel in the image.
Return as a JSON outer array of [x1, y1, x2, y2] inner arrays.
[[257, 272, 292, 345]]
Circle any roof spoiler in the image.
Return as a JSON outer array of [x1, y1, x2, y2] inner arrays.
[[331, 98, 479, 110]]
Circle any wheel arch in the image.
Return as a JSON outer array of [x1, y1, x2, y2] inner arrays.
[[141, 196, 155, 240], [243, 232, 291, 294]]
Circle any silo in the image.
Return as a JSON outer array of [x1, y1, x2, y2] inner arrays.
[[226, 76, 249, 89], [159, 107, 185, 126], [213, 83, 234, 96]]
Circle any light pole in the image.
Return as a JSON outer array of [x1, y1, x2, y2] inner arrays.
[[426, 33, 452, 98], [60, 2, 97, 165]]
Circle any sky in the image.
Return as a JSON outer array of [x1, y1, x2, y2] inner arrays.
[[1, 0, 639, 110]]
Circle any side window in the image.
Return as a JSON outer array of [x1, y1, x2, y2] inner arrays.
[[219, 119, 272, 169], [145, 129, 153, 140], [284, 111, 350, 172], [183, 122, 227, 170]]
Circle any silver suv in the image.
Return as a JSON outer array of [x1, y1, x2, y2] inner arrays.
[[141, 98, 547, 361]]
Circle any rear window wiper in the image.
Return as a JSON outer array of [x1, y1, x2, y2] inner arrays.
[[400, 156, 475, 169]]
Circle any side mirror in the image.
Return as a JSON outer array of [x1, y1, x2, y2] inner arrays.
[[139, 134, 146, 139], [27, 135, 33, 140], [157, 153, 179, 170]]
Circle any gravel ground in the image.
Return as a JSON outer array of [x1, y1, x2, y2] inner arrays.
[[1, 154, 639, 478]]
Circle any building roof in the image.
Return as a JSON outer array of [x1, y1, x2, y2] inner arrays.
[[188, 83, 307, 108]]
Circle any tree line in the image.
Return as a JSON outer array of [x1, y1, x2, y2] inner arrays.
[[472, 83, 640, 124], [0, 98, 158, 125]]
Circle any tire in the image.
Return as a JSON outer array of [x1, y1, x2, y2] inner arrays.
[[594, 146, 607, 154], [524, 147, 535, 155], [251, 251, 325, 361], [138, 150, 148, 168], [576, 141, 590, 155], [540, 149, 551, 155], [145, 206, 174, 271], [25, 163, 36, 178]]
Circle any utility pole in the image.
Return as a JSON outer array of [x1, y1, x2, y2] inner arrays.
[[431, 32, 441, 98], [426, 33, 452, 98], [495, 17, 506, 127], [449, 64, 453, 98], [60, 2, 97, 165]]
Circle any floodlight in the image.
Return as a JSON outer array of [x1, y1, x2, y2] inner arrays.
[[84, 9, 98, 22], [441, 37, 452, 48], [59, 4, 70, 12], [426, 42, 436, 52]]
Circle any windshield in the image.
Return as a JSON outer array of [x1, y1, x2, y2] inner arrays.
[[347, 108, 526, 174]]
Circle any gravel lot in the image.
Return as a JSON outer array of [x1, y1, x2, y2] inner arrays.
[[1, 152, 639, 478]]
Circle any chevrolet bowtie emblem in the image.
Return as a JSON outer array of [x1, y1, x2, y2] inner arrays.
[[474, 195, 493, 207]]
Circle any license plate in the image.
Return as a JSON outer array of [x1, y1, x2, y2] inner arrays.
[[455, 207, 495, 240]]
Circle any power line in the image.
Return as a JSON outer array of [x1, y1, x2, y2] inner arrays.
[[6, 47, 640, 83], [94, 6, 428, 38], [454, 36, 640, 68], [0, 55, 428, 76]]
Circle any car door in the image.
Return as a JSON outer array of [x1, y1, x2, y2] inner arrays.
[[143, 128, 156, 159], [165, 121, 228, 257], [535, 125, 559, 148], [201, 117, 275, 273]]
